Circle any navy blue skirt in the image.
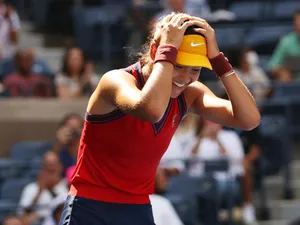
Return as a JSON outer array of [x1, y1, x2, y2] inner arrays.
[[59, 195, 156, 225]]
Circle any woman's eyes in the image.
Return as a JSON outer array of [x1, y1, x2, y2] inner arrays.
[[174, 65, 201, 72]]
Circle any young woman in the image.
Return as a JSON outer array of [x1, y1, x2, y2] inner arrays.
[[56, 47, 99, 99], [59, 13, 260, 225]]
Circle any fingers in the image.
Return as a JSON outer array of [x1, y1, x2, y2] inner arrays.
[[161, 14, 173, 24], [180, 19, 195, 30], [189, 16, 207, 24], [172, 14, 191, 26], [193, 27, 207, 37], [190, 20, 209, 29]]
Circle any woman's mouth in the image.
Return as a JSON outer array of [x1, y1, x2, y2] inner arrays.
[[172, 81, 186, 88]]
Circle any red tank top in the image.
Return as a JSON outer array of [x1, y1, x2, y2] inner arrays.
[[69, 62, 187, 204]]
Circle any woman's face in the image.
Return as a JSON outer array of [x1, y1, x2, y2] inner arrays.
[[67, 48, 84, 74], [171, 64, 201, 98]]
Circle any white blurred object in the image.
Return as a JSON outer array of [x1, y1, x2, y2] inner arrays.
[[246, 51, 260, 67], [243, 204, 258, 225], [209, 10, 236, 22]]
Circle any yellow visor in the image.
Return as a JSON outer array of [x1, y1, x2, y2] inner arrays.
[[176, 34, 212, 70]]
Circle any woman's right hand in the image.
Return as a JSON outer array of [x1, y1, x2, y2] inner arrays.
[[159, 14, 194, 49]]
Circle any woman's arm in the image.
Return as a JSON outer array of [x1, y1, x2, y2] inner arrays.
[[186, 17, 260, 130], [187, 79, 260, 131], [93, 62, 174, 123], [87, 14, 195, 123]]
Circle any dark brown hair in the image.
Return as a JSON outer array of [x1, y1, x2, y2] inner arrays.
[[138, 13, 178, 74]]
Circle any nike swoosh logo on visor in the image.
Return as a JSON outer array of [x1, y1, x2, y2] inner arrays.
[[191, 42, 204, 47]]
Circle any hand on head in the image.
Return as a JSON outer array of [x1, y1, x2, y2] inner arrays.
[[157, 13, 220, 59], [187, 16, 220, 59], [158, 13, 196, 49]]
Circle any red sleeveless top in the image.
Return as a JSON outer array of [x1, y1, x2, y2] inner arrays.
[[69, 62, 187, 204]]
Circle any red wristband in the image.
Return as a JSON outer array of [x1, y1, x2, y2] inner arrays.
[[154, 44, 178, 66], [209, 52, 233, 77]]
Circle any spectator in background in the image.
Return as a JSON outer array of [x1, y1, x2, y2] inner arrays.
[[160, 135, 186, 177], [150, 167, 184, 225], [2, 48, 53, 97], [268, 9, 300, 82], [56, 47, 99, 99], [154, 0, 235, 23], [228, 48, 271, 105], [0, 47, 54, 81], [159, 114, 198, 177], [51, 113, 83, 176], [18, 152, 68, 223], [155, 0, 185, 21], [240, 124, 284, 224], [239, 127, 262, 225], [0, 0, 20, 59], [188, 118, 245, 223], [42, 194, 66, 225]]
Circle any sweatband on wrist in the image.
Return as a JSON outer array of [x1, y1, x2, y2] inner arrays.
[[209, 52, 233, 78], [154, 45, 178, 66]]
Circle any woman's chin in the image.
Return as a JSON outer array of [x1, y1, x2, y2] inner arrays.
[[171, 90, 182, 98], [171, 84, 186, 98]]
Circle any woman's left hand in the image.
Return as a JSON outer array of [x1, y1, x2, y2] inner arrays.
[[189, 17, 220, 59]]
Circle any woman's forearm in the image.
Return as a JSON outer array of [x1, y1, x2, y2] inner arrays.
[[221, 72, 261, 130]]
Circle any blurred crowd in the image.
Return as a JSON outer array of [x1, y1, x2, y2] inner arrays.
[[0, 111, 286, 225], [0, 0, 299, 225], [0, 0, 299, 101]]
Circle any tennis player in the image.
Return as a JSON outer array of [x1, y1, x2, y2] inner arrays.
[[59, 13, 260, 225]]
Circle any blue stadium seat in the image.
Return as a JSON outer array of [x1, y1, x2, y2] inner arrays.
[[165, 194, 197, 225], [31, 0, 51, 28], [215, 26, 246, 50], [204, 158, 229, 174], [259, 115, 289, 140], [229, 2, 265, 21], [166, 173, 219, 225], [272, 1, 299, 19], [272, 82, 300, 98], [103, 0, 132, 6], [0, 178, 32, 202], [72, 5, 128, 65], [10, 141, 52, 162], [259, 55, 272, 72], [23, 158, 42, 178], [0, 200, 18, 223], [245, 24, 292, 47], [0, 159, 27, 181]]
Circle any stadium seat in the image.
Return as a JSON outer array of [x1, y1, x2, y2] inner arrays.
[[259, 55, 272, 72], [272, 1, 299, 19], [272, 82, 300, 98], [229, 2, 265, 21], [166, 172, 219, 225], [204, 158, 229, 174], [215, 26, 246, 50], [31, 0, 51, 29], [0, 178, 32, 202], [23, 158, 42, 178], [103, 0, 132, 6], [245, 24, 292, 48], [0, 200, 18, 224], [10, 141, 52, 162], [72, 6, 128, 66], [0, 159, 26, 181], [165, 194, 197, 225]]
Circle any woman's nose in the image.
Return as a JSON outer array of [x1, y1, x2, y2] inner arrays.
[[179, 69, 190, 82]]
